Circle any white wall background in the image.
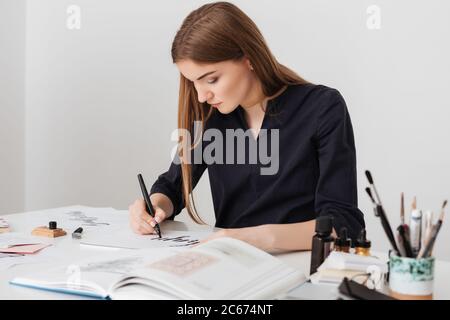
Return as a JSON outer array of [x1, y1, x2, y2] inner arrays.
[[1, 0, 449, 260], [0, 0, 25, 215]]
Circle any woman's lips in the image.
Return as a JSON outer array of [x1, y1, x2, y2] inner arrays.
[[211, 102, 222, 108]]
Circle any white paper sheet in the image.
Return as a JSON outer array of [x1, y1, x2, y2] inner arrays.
[[80, 229, 210, 250], [11, 206, 129, 235]]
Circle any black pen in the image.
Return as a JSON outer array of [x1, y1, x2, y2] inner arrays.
[[137, 174, 161, 238]]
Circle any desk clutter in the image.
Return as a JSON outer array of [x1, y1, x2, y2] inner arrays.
[[310, 215, 375, 275], [2, 204, 448, 300], [0, 206, 126, 273], [308, 170, 448, 300], [309, 216, 387, 290]]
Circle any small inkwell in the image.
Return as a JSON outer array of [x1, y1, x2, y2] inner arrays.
[[355, 228, 372, 256], [334, 227, 352, 253], [31, 221, 67, 238]]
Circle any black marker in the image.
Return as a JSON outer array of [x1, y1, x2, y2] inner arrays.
[[137, 174, 161, 238], [72, 227, 83, 239]]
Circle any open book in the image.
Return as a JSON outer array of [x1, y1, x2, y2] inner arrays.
[[10, 237, 306, 300]]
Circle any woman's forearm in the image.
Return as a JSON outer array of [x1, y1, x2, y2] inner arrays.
[[211, 220, 317, 253], [263, 220, 316, 253], [203, 219, 338, 253]]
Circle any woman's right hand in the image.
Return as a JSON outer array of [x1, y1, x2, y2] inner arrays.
[[128, 198, 169, 235]]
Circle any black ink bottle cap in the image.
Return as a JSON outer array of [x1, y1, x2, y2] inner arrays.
[[49, 221, 57, 230], [335, 227, 352, 248], [315, 215, 333, 235], [355, 229, 371, 248]]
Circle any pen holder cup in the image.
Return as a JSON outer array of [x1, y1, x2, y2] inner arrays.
[[388, 255, 435, 300]]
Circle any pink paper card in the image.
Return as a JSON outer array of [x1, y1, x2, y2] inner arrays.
[[0, 243, 51, 254]]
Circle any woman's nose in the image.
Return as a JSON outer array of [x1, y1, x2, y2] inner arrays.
[[197, 89, 213, 104]]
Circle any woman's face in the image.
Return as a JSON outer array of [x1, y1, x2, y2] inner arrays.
[[176, 58, 258, 114]]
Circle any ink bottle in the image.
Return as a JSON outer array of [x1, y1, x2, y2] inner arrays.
[[334, 227, 352, 253], [310, 215, 335, 275], [355, 229, 372, 256]]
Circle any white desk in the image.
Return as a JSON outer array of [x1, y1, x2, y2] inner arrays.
[[1, 208, 449, 300]]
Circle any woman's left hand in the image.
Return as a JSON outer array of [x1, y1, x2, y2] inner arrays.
[[199, 225, 274, 252]]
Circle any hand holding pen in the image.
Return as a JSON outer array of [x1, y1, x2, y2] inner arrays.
[[137, 174, 162, 238], [128, 174, 166, 237]]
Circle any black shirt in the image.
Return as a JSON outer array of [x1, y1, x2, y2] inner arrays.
[[150, 84, 365, 239]]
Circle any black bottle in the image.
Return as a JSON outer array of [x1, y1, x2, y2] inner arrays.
[[334, 227, 352, 253], [310, 215, 335, 275], [355, 229, 372, 256]]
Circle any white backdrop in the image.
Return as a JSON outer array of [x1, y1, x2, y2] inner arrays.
[[0, 0, 25, 215], [1, 0, 449, 260]]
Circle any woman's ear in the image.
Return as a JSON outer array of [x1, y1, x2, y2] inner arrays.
[[243, 57, 254, 71]]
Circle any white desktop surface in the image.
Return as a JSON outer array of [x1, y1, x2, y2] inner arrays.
[[1, 208, 449, 300]]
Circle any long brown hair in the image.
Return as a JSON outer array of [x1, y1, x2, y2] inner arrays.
[[171, 1, 309, 224]]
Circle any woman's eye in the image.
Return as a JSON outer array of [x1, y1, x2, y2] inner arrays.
[[207, 78, 218, 84]]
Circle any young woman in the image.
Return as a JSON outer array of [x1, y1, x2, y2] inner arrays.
[[129, 2, 365, 253]]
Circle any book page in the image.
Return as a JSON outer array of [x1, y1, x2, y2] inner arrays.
[[10, 248, 182, 299], [112, 237, 305, 300]]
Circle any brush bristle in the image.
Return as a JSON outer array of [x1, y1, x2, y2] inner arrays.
[[365, 170, 373, 184], [440, 200, 448, 221], [401, 192, 404, 210], [365, 187, 375, 203]]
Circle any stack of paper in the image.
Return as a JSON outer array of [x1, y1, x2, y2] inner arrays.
[[310, 252, 387, 285]]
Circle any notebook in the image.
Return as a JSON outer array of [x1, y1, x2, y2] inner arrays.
[[10, 237, 306, 300]]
